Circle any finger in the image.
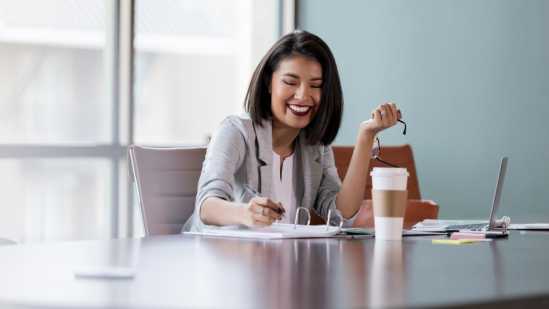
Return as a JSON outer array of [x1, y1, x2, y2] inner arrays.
[[385, 103, 395, 123], [251, 197, 269, 206], [277, 202, 286, 216], [253, 197, 278, 208], [380, 104, 391, 126], [389, 102, 399, 120], [252, 219, 270, 227], [380, 103, 391, 125], [372, 108, 382, 124], [253, 197, 284, 213], [258, 206, 280, 221], [384, 103, 396, 125], [387, 102, 398, 123], [253, 213, 274, 225], [249, 203, 263, 215], [250, 203, 276, 219]]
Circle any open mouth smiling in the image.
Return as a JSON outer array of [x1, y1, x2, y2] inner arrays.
[[287, 104, 313, 116]]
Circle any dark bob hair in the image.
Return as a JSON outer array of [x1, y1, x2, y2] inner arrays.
[[244, 30, 343, 145]]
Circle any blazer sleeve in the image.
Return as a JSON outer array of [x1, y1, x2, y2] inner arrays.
[[189, 117, 247, 230], [314, 145, 342, 222]]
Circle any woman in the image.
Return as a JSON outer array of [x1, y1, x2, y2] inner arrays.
[[184, 30, 400, 231]]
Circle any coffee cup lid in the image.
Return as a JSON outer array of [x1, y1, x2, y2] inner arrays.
[[370, 167, 409, 177]]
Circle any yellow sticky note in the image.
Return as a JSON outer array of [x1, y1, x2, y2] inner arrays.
[[432, 239, 475, 245]]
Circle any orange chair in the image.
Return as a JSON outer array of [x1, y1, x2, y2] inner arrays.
[[332, 144, 438, 228]]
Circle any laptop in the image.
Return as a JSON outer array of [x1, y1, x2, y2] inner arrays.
[[444, 157, 509, 236]]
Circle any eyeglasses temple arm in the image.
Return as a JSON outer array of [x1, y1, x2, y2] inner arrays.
[[398, 119, 407, 135]]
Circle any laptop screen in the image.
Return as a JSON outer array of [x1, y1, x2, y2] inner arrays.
[[487, 157, 508, 230]]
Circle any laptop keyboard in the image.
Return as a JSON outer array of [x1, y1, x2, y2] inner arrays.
[[446, 223, 487, 231]]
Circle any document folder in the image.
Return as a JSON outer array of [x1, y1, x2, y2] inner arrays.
[[185, 223, 341, 239]]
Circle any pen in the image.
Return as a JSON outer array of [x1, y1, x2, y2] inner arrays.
[[243, 184, 286, 217]]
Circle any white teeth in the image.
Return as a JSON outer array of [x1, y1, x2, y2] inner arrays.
[[288, 105, 311, 113]]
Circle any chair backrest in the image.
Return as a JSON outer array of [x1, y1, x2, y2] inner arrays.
[[128, 145, 206, 236], [332, 144, 422, 199]]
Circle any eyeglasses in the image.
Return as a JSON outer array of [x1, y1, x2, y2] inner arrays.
[[372, 119, 407, 168]]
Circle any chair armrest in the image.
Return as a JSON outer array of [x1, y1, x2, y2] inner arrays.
[[404, 199, 439, 228], [352, 199, 439, 229]]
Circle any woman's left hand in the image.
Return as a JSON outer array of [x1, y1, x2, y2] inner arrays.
[[359, 102, 400, 139]]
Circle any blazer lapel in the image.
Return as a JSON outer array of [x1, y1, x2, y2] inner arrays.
[[252, 120, 273, 198]]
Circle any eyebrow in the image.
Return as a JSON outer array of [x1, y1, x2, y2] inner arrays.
[[282, 73, 323, 81]]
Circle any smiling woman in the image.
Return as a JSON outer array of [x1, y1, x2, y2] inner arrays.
[[184, 30, 403, 232]]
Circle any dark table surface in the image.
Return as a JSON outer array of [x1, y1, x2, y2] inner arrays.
[[1, 231, 549, 308]]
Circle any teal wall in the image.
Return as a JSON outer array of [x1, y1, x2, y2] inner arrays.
[[298, 0, 549, 220]]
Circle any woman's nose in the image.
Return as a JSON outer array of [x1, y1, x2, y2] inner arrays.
[[294, 84, 310, 99]]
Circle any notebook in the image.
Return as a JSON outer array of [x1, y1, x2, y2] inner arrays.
[[185, 223, 341, 239], [413, 157, 509, 236]]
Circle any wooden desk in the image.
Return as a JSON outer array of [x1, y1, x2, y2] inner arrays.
[[1, 232, 549, 308]]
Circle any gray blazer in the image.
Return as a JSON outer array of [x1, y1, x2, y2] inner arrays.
[[183, 114, 342, 231]]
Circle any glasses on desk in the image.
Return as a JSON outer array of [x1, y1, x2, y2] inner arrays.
[[372, 119, 407, 168]]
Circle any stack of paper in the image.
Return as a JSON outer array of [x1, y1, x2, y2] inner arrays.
[[412, 219, 487, 232], [413, 219, 549, 232]]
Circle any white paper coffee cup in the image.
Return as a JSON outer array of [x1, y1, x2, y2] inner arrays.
[[370, 168, 409, 241]]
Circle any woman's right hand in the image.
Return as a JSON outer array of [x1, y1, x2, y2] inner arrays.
[[241, 197, 284, 227]]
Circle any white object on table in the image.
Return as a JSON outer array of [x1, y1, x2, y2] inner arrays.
[[74, 266, 136, 279]]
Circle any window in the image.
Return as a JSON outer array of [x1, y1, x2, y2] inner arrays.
[[0, 0, 281, 243], [0, 0, 112, 243], [134, 0, 279, 145]]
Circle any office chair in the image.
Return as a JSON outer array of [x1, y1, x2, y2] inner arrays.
[[128, 145, 206, 236], [332, 144, 438, 228]]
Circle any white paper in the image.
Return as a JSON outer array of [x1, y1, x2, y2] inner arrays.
[[508, 223, 549, 230], [412, 219, 487, 231]]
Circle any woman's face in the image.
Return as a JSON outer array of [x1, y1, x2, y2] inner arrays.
[[270, 55, 322, 131]]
